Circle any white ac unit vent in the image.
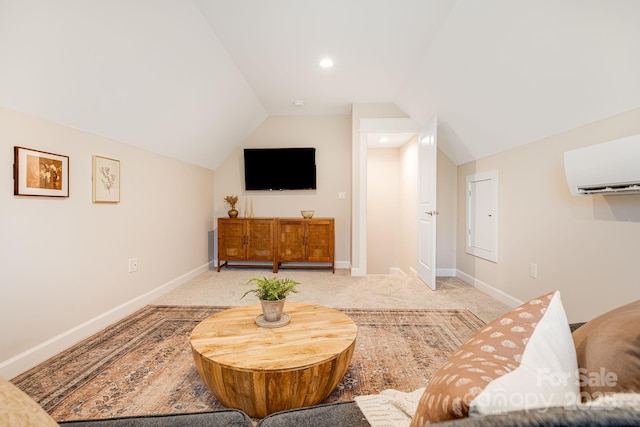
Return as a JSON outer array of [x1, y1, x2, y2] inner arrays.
[[564, 134, 640, 196]]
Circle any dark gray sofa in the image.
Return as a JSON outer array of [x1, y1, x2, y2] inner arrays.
[[257, 401, 640, 427], [55, 402, 640, 427], [56, 409, 253, 427]]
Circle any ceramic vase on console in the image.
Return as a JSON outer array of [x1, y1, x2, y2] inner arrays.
[[224, 195, 239, 218]]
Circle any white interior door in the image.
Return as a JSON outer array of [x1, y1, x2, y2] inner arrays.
[[417, 117, 438, 290]]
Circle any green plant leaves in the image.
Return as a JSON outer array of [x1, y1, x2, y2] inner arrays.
[[241, 276, 300, 301]]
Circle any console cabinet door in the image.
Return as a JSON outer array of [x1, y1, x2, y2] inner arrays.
[[277, 218, 334, 263], [277, 220, 305, 262], [218, 219, 247, 260], [305, 219, 334, 263], [247, 219, 276, 261]]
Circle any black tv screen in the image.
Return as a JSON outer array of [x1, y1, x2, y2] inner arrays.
[[244, 148, 316, 191]]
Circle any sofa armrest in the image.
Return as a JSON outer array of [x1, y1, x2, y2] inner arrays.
[[256, 403, 640, 427]]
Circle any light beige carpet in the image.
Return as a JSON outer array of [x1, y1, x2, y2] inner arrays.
[[153, 269, 511, 323]]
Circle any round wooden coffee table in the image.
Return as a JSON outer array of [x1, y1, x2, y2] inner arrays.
[[189, 302, 357, 418]]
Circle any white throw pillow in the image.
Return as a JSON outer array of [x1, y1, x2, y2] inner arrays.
[[469, 291, 579, 416], [411, 291, 579, 425]]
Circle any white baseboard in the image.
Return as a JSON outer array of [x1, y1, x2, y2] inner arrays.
[[0, 263, 210, 379], [436, 268, 457, 277], [392, 267, 455, 277], [335, 260, 350, 270], [455, 269, 523, 308], [350, 267, 366, 277]]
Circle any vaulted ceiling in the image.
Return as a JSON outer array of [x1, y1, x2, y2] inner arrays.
[[1, 1, 638, 170]]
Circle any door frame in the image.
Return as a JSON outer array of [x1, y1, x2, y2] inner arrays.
[[352, 117, 419, 276]]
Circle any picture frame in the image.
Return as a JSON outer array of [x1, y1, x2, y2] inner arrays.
[[14, 146, 69, 197], [92, 155, 120, 203]]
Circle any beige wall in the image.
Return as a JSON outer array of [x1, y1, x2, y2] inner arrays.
[[367, 147, 401, 273], [436, 149, 457, 272], [0, 108, 214, 378], [399, 138, 419, 274], [213, 115, 351, 265], [457, 107, 640, 322]]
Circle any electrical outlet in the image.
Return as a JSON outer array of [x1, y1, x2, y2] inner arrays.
[[530, 263, 538, 279], [338, 191, 346, 199], [128, 258, 138, 273]]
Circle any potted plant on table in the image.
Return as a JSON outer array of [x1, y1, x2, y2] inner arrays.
[[242, 276, 299, 324]]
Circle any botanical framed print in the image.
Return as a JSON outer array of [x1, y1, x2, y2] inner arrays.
[[92, 155, 120, 203], [14, 146, 69, 197]]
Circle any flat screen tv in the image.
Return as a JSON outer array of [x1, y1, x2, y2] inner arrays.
[[244, 147, 316, 191]]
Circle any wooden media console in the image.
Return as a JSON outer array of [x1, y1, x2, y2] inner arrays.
[[217, 217, 334, 273]]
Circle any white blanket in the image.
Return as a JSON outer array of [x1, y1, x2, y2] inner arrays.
[[581, 392, 640, 410], [355, 389, 640, 427], [354, 388, 425, 427]]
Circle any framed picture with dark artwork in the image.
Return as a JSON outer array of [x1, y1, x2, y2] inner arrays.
[[14, 146, 69, 197], [92, 155, 120, 203]]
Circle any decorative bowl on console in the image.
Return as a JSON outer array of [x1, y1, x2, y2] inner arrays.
[[301, 210, 314, 218]]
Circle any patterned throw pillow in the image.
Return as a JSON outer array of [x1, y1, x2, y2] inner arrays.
[[410, 291, 578, 426]]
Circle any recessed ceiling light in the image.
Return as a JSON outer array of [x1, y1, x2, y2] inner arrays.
[[379, 137, 390, 143], [319, 58, 334, 68]]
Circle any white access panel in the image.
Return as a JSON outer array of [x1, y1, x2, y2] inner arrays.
[[466, 170, 498, 262]]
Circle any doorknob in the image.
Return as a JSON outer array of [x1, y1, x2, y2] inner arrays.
[[425, 211, 439, 216]]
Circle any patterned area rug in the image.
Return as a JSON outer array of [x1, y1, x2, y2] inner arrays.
[[11, 305, 484, 422]]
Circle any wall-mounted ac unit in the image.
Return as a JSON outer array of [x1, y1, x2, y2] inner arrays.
[[564, 134, 640, 196]]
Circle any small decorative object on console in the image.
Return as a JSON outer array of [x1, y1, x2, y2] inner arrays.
[[301, 210, 314, 218], [224, 195, 239, 218]]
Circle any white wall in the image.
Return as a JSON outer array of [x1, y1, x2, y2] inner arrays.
[[0, 108, 214, 378], [367, 147, 400, 273], [457, 107, 640, 322], [213, 115, 351, 266]]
